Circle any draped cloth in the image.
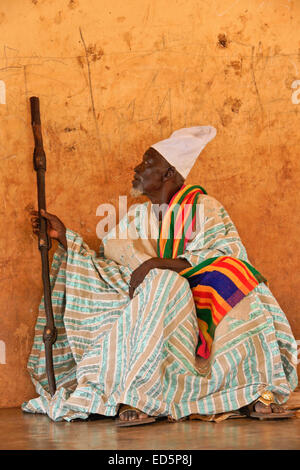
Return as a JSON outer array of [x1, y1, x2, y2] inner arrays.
[[22, 192, 298, 422], [158, 185, 267, 359]]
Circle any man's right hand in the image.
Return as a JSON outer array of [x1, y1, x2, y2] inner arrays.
[[31, 209, 67, 250]]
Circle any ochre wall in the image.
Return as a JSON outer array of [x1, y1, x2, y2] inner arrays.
[[0, 0, 299, 408]]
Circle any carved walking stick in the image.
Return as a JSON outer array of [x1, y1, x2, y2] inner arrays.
[[30, 96, 57, 396]]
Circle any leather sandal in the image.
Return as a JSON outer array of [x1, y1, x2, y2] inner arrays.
[[116, 404, 156, 427], [243, 391, 295, 420]]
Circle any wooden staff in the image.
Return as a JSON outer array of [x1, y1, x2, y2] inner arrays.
[[30, 96, 57, 396]]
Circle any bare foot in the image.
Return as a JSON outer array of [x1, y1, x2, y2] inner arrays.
[[254, 401, 287, 414], [119, 406, 149, 422]]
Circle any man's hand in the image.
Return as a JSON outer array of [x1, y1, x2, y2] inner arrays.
[[129, 259, 154, 299], [31, 209, 67, 250], [129, 257, 191, 299]]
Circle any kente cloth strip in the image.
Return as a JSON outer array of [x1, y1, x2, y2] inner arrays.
[[157, 184, 207, 259], [158, 184, 266, 359]]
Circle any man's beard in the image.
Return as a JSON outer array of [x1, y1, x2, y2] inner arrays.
[[130, 185, 143, 198]]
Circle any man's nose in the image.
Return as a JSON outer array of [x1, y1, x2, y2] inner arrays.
[[134, 162, 143, 173]]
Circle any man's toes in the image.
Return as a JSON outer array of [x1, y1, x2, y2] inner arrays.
[[122, 410, 138, 421], [119, 407, 149, 422], [119, 411, 128, 421], [254, 401, 272, 414], [271, 404, 285, 413]]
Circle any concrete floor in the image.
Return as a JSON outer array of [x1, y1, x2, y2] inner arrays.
[[0, 408, 300, 450]]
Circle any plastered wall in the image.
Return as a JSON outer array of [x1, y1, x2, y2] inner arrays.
[[0, 0, 299, 407]]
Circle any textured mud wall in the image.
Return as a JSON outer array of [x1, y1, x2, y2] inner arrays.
[[0, 0, 299, 407]]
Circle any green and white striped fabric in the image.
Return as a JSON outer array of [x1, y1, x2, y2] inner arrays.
[[22, 196, 298, 421]]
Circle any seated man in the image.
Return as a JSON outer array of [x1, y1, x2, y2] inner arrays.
[[24, 126, 298, 425]]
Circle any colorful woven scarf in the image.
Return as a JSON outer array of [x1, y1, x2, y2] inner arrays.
[[158, 184, 207, 259], [158, 184, 266, 359]]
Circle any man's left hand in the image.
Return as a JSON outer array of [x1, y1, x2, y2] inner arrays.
[[129, 257, 191, 299], [129, 259, 158, 299]]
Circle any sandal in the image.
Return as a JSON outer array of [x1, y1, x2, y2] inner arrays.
[[116, 404, 157, 427], [243, 391, 295, 420]]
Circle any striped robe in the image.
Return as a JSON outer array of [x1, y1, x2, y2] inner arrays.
[[22, 194, 298, 421]]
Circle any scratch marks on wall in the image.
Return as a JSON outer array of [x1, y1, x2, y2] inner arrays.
[[79, 27, 108, 183], [156, 88, 173, 136], [250, 46, 264, 115], [0, 154, 16, 161], [0, 25, 299, 177], [217, 0, 241, 17]]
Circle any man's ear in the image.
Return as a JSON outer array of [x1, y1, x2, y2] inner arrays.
[[163, 166, 176, 181]]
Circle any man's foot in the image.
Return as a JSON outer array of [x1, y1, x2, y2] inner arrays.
[[242, 395, 295, 420], [119, 407, 149, 422], [254, 401, 287, 414], [116, 404, 156, 427]]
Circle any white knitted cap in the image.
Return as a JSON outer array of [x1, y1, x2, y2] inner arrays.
[[151, 126, 216, 178]]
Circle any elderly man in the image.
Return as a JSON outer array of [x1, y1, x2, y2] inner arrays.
[[24, 127, 298, 425]]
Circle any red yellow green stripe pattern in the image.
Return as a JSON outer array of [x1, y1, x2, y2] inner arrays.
[[158, 184, 266, 359], [157, 184, 207, 258]]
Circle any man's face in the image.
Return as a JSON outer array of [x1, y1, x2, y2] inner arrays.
[[132, 148, 170, 195]]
